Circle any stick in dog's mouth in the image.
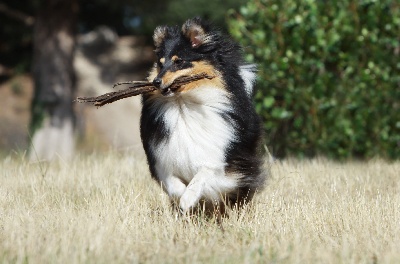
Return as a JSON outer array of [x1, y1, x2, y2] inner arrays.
[[75, 73, 215, 107]]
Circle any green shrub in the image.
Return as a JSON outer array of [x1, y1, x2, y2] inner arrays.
[[228, 0, 400, 159]]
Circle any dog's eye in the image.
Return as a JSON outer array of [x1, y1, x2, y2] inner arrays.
[[174, 58, 183, 65]]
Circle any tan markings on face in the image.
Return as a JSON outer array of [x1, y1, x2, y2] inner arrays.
[[171, 55, 179, 62], [176, 61, 225, 93], [160, 58, 165, 64], [161, 68, 192, 87]]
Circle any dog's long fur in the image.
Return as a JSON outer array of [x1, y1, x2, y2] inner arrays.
[[140, 17, 266, 213]]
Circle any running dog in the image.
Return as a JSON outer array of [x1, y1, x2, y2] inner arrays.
[[140, 17, 266, 214]]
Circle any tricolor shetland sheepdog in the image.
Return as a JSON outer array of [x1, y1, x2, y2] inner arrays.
[[140, 17, 266, 214]]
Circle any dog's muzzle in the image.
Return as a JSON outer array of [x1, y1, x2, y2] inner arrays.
[[153, 78, 176, 96]]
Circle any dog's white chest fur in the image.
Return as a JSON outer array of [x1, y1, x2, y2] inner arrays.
[[149, 87, 234, 184]]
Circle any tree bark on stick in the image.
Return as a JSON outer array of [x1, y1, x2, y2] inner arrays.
[[29, 0, 78, 161]]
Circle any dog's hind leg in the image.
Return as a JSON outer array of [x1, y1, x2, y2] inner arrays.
[[179, 167, 238, 214]]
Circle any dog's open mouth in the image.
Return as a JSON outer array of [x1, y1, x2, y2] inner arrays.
[[160, 85, 180, 96], [160, 87, 173, 96]]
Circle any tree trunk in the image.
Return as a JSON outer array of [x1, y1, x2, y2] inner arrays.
[[29, 0, 78, 161]]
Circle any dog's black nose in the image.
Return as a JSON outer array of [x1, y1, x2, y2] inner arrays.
[[153, 78, 162, 88]]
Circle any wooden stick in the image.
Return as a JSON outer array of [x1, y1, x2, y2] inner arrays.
[[76, 85, 156, 107], [112, 80, 150, 89], [75, 73, 215, 107]]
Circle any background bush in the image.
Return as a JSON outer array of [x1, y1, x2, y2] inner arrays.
[[228, 0, 400, 159]]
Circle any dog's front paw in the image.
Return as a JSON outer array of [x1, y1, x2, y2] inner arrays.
[[179, 186, 202, 214]]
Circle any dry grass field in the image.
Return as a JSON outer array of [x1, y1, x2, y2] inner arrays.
[[1, 152, 399, 263]]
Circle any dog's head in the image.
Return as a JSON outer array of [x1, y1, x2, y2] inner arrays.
[[148, 17, 226, 96]]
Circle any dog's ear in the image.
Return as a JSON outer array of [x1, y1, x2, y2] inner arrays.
[[153, 26, 168, 49], [182, 17, 210, 48]]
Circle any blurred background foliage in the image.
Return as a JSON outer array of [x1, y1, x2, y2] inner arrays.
[[0, 0, 399, 159], [228, 0, 400, 159]]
